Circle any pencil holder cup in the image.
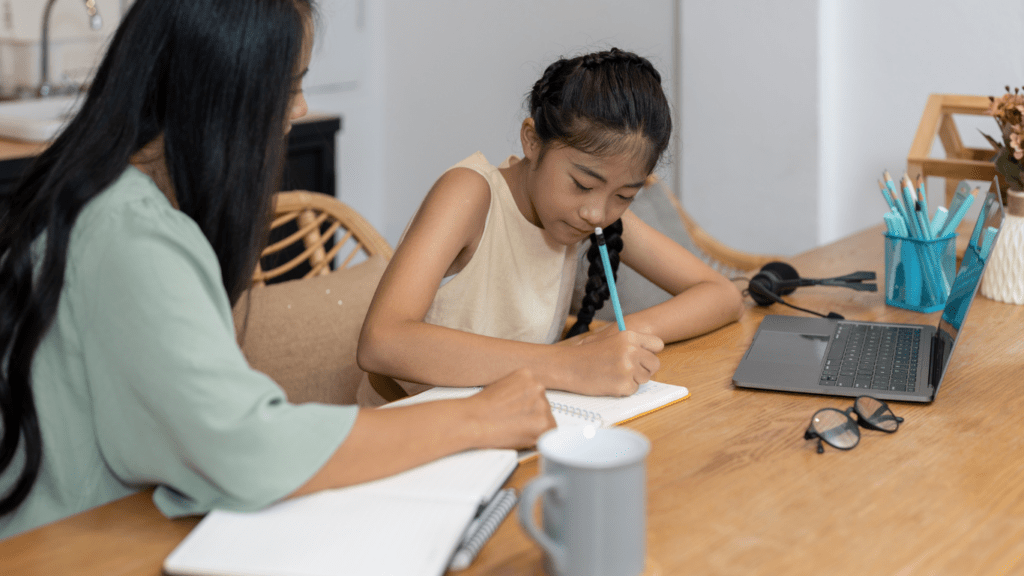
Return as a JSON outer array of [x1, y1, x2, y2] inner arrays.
[[884, 233, 956, 313]]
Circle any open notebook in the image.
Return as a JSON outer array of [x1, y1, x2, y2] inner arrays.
[[164, 448, 517, 576], [388, 380, 690, 429]]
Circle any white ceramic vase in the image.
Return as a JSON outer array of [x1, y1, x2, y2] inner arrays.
[[980, 189, 1024, 304]]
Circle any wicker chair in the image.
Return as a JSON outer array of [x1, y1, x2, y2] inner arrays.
[[647, 175, 779, 276], [238, 190, 395, 406], [253, 190, 393, 286]]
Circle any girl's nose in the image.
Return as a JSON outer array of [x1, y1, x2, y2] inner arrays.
[[579, 199, 606, 227]]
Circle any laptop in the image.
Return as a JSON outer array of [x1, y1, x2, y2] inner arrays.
[[732, 186, 1005, 403]]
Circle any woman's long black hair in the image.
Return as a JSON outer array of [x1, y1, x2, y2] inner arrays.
[[0, 0, 315, 515], [527, 48, 672, 338]]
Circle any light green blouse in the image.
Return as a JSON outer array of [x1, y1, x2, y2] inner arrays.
[[0, 167, 357, 539]]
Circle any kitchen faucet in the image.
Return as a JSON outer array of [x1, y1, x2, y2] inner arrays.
[[38, 0, 102, 97]]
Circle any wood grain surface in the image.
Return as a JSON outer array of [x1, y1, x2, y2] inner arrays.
[[2, 225, 1022, 576]]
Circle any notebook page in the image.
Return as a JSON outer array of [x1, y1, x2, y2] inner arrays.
[[164, 490, 477, 576], [545, 380, 690, 427], [355, 448, 517, 503], [386, 381, 689, 428]]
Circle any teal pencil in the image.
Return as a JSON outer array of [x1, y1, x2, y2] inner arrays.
[[877, 179, 897, 212], [947, 181, 974, 220], [900, 178, 923, 238], [594, 226, 626, 331], [915, 174, 928, 213], [883, 173, 914, 237], [969, 194, 993, 250]]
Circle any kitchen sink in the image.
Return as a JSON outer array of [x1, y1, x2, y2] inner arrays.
[[0, 95, 82, 142]]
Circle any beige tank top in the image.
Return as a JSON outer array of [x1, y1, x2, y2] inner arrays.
[[360, 152, 580, 404], [424, 152, 579, 343]]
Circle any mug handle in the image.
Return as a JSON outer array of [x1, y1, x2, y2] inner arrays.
[[518, 474, 566, 574]]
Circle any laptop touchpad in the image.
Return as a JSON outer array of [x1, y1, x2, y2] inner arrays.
[[747, 331, 829, 366]]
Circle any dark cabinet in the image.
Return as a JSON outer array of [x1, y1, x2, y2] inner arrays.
[[0, 115, 341, 199], [0, 156, 33, 199], [1, 115, 341, 284], [280, 114, 342, 195]]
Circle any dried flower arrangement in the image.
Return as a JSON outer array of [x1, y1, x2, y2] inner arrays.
[[982, 86, 1024, 203]]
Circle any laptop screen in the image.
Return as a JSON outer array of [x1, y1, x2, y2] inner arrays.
[[929, 187, 1005, 388]]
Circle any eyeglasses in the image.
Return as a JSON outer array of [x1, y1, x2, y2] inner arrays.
[[804, 396, 904, 453]]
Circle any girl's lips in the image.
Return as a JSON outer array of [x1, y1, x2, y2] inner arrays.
[[569, 224, 593, 236]]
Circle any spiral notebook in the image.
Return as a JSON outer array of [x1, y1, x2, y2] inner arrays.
[[164, 448, 518, 576], [387, 380, 690, 429]]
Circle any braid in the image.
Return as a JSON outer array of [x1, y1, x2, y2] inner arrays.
[[529, 56, 577, 117], [525, 47, 671, 175], [579, 47, 662, 83], [566, 219, 624, 338]]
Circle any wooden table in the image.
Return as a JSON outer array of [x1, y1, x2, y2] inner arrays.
[[3, 225, 1023, 575]]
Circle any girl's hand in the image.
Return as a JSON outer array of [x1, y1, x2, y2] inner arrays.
[[562, 330, 663, 396], [465, 368, 557, 449]]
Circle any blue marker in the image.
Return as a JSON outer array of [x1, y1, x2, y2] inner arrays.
[[594, 226, 626, 331], [979, 226, 999, 260], [938, 191, 975, 238], [930, 207, 949, 237]]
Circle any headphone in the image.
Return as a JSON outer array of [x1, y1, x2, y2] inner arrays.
[[747, 261, 877, 320]]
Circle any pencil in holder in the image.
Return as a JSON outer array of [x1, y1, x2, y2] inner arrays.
[[884, 233, 956, 313]]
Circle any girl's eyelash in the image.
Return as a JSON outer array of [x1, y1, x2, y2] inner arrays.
[[572, 178, 593, 191], [618, 195, 636, 202]]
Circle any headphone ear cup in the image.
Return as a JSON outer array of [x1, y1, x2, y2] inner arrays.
[[759, 261, 800, 296], [748, 269, 782, 306]]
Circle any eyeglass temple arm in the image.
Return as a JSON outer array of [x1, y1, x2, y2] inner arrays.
[[804, 429, 826, 454]]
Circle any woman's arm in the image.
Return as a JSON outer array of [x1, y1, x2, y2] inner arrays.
[[290, 368, 555, 497], [615, 209, 745, 343], [357, 169, 661, 396]]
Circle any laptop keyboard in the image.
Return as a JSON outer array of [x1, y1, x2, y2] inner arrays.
[[819, 324, 921, 392]]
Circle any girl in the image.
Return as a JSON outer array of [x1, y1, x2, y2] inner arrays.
[[0, 0, 553, 539], [358, 48, 744, 405]]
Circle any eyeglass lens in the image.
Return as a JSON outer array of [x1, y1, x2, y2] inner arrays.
[[808, 408, 859, 451], [806, 396, 904, 453], [854, 396, 901, 432]]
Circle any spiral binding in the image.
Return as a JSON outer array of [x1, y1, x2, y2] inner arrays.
[[449, 488, 518, 570], [549, 401, 604, 426]]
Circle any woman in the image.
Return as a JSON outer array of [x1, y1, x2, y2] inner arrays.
[[0, 0, 553, 539]]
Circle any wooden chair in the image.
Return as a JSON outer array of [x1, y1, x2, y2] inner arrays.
[[240, 190, 398, 406], [253, 190, 393, 286], [646, 175, 779, 276]]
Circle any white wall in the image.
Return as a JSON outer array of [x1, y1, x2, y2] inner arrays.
[[680, 0, 1024, 257], [820, 0, 1024, 250], [679, 0, 820, 257], [17, 1, 1018, 260], [306, 0, 677, 244]]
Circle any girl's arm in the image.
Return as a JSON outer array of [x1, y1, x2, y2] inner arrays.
[[614, 209, 745, 342], [291, 368, 555, 497], [357, 169, 661, 396]]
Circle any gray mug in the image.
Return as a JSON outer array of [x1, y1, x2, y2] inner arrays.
[[518, 426, 650, 576]]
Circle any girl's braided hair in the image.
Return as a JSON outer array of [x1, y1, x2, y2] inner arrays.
[[526, 48, 671, 338]]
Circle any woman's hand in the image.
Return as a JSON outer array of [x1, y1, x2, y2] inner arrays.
[[465, 368, 557, 449]]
